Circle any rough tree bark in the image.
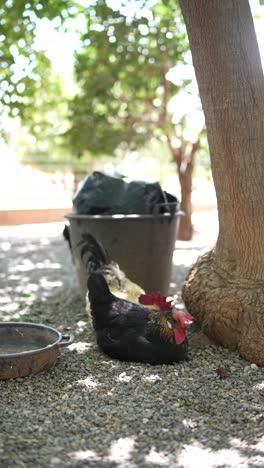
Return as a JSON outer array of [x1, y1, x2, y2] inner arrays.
[[179, 0, 264, 365]]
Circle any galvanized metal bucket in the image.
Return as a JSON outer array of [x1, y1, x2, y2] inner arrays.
[[65, 208, 183, 299]]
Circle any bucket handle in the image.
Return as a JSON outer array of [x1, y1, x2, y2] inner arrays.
[[152, 202, 185, 217], [161, 189, 177, 215], [58, 334, 74, 347], [152, 188, 183, 217]]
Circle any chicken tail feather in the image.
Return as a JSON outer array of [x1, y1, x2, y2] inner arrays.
[[78, 233, 110, 272]]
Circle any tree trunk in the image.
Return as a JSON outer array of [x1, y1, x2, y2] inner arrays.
[[167, 137, 203, 240], [169, 144, 195, 241], [179, 0, 264, 365], [177, 164, 193, 241]]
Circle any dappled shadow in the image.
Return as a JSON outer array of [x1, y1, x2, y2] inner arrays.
[[2, 308, 263, 467], [1, 219, 263, 467], [61, 334, 264, 467], [0, 223, 77, 321]]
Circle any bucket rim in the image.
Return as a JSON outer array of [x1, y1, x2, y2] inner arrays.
[[64, 211, 184, 221]]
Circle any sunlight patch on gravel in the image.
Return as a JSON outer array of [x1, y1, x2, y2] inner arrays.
[[178, 441, 264, 467]]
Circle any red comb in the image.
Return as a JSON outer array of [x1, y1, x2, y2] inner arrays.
[[138, 292, 173, 311]]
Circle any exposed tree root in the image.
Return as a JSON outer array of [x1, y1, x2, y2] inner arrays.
[[182, 250, 264, 366]]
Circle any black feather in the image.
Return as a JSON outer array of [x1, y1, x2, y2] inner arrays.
[[63, 225, 73, 258], [77, 233, 124, 290], [88, 272, 112, 305], [78, 233, 110, 271]]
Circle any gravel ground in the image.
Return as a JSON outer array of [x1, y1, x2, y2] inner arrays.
[[0, 213, 264, 468]]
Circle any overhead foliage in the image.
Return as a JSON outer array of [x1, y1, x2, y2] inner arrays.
[[1, 0, 263, 138], [67, 0, 190, 156], [0, 0, 75, 120]]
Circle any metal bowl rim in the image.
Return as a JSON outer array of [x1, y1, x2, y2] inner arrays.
[[0, 322, 62, 358]]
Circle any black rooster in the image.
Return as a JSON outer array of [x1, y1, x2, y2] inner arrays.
[[87, 272, 191, 364]]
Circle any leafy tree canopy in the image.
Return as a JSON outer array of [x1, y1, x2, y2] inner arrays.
[[1, 0, 263, 142], [0, 0, 76, 120], [67, 0, 190, 156]]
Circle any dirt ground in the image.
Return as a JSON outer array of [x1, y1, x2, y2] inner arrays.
[[2, 211, 263, 468]]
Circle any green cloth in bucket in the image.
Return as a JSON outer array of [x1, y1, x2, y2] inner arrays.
[[73, 171, 177, 215]]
